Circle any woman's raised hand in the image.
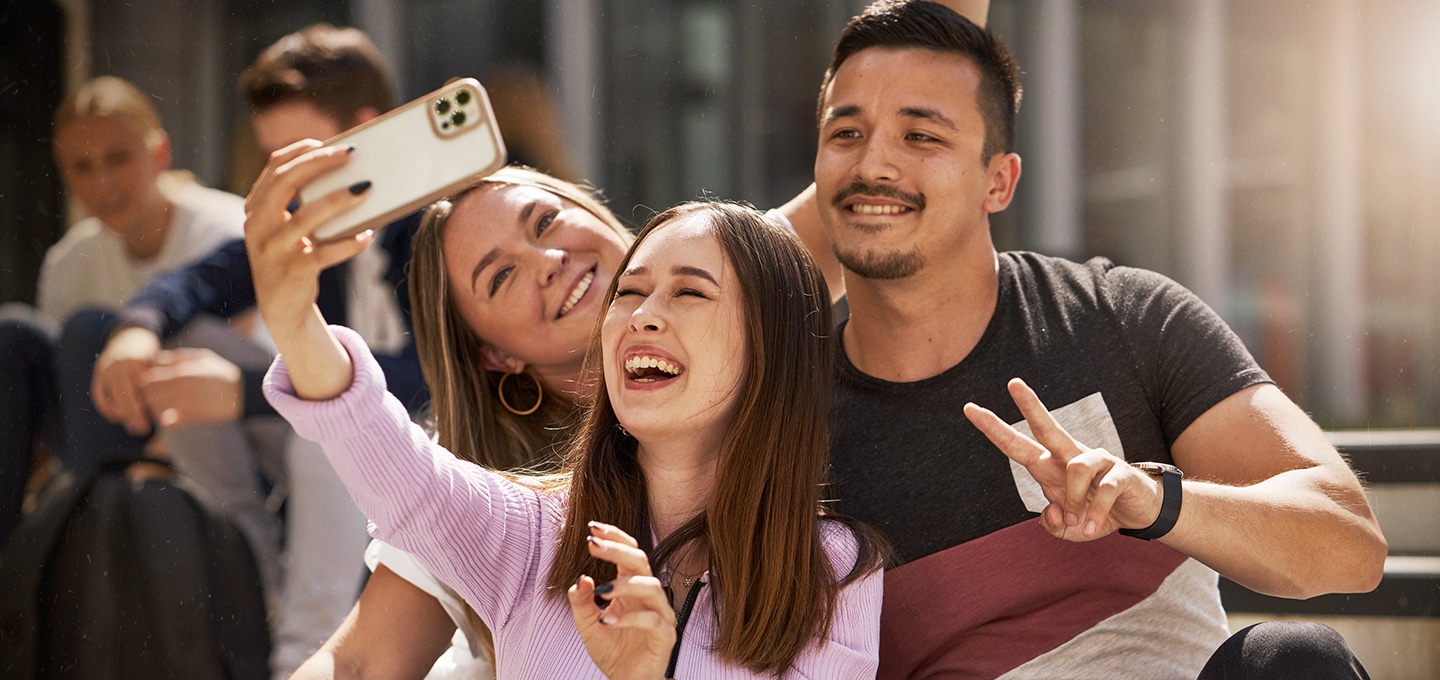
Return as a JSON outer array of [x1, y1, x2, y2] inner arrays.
[[244, 139, 374, 400], [567, 522, 675, 680]]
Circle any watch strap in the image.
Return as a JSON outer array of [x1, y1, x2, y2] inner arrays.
[[1119, 462, 1182, 540]]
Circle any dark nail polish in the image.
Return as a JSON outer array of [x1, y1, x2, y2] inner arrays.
[[348, 180, 372, 195], [594, 582, 614, 596]]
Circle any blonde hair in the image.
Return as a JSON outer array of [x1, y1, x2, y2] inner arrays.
[[53, 76, 165, 150], [409, 166, 633, 472]]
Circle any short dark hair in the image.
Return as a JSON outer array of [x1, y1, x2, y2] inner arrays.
[[818, 0, 1022, 161], [239, 24, 397, 127]]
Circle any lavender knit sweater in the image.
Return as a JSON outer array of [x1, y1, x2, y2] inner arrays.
[[264, 326, 882, 679]]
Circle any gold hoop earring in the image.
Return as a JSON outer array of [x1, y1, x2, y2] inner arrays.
[[497, 371, 543, 416]]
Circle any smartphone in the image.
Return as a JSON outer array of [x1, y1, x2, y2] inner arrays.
[[300, 78, 507, 243]]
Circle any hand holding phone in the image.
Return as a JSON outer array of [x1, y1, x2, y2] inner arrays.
[[300, 78, 507, 243]]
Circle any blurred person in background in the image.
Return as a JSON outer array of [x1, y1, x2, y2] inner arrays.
[[0, 75, 255, 549], [87, 24, 426, 679]]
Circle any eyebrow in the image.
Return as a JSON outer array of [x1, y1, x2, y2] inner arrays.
[[469, 248, 500, 294], [619, 264, 719, 286], [821, 104, 958, 131], [822, 104, 862, 127], [899, 106, 958, 130], [468, 200, 544, 294]]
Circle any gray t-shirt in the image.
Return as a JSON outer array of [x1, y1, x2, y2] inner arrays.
[[830, 251, 1269, 679]]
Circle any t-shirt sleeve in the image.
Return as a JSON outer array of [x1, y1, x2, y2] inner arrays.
[[1100, 263, 1271, 445]]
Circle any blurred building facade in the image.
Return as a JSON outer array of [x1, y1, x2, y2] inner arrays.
[[4, 0, 1437, 427]]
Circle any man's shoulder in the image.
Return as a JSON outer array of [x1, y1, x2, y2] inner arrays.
[[1000, 251, 1188, 310], [1000, 250, 1153, 283]]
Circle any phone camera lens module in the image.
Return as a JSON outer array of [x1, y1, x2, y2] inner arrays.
[[436, 99, 452, 114], [451, 111, 466, 126], [456, 89, 472, 105]]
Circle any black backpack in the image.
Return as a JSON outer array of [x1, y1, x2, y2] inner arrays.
[[0, 461, 271, 679]]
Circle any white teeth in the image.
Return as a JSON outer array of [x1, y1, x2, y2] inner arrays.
[[850, 204, 908, 215], [623, 355, 681, 377], [559, 270, 594, 317]]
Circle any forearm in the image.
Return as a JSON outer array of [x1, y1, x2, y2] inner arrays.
[[264, 326, 538, 619], [271, 306, 354, 402], [1161, 465, 1386, 598]]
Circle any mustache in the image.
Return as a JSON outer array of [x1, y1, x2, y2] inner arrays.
[[830, 182, 925, 211]]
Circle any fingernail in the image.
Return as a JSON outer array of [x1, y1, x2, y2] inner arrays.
[[600, 615, 617, 625], [587, 520, 600, 530], [345, 144, 357, 154], [357, 229, 375, 242], [348, 180, 372, 195], [1065, 512, 1080, 526], [594, 583, 614, 596], [1084, 521, 1098, 536], [574, 575, 585, 588], [586, 535, 600, 547]]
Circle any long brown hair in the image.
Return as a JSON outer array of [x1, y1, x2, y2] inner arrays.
[[408, 166, 633, 470], [547, 201, 886, 674]]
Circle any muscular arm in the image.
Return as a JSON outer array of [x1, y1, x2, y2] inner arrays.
[[292, 565, 457, 680], [1164, 384, 1386, 599]]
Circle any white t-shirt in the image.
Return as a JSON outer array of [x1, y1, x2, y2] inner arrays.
[[365, 540, 495, 680], [36, 176, 245, 332]]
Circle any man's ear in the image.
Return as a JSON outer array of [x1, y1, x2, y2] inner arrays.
[[350, 106, 381, 127], [478, 343, 526, 374], [982, 152, 1021, 215], [150, 130, 173, 171]]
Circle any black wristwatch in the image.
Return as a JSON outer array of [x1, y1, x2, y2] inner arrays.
[[1118, 462, 1183, 541]]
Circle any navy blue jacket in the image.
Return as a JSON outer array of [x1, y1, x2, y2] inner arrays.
[[117, 213, 427, 416]]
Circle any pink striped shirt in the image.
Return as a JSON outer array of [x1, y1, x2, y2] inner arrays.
[[264, 326, 882, 679]]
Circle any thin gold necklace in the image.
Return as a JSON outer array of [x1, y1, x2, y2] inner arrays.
[[672, 566, 705, 589]]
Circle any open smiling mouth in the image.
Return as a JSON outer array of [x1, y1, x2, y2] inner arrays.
[[558, 269, 595, 318], [848, 204, 911, 215], [624, 355, 684, 383]]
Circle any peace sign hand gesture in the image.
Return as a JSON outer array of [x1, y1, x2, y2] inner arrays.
[[567, 522, 676, 680], [963, 378, 1166, 542]]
